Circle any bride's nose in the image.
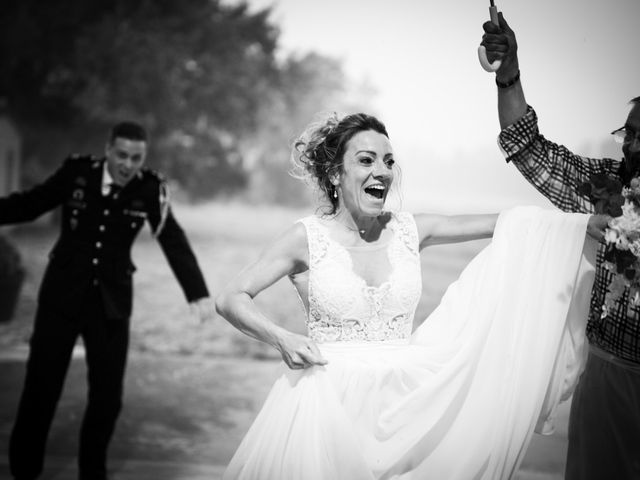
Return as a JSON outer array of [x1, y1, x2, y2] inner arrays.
[[373, 159, 392, 179]]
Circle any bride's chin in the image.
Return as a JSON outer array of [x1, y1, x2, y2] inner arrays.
[[344, 200, 385, 218]]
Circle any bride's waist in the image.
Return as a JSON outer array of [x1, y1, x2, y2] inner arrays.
[[306, 316, 415, 345], [318, 339, 411, 354], [319, 338, 410, 346]]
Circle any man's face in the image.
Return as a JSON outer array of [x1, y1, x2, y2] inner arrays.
[[623, 104, 640, 173], [105, 137, 147, 186]]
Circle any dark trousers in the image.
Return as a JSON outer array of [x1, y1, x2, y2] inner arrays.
[[9, 287, 129, 480], [565, 346, 640, 480]]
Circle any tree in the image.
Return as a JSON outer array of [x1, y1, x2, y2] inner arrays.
[[1, 1, 276, 192], [0, 1, 371, 202], [241, 52, 377, 205]]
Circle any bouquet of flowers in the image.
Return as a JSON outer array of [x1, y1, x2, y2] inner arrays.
[[579, 173, 640, 311]]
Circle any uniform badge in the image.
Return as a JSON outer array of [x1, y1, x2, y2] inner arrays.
[[67, 199, 86, 209], [124, 209, 147, 219]]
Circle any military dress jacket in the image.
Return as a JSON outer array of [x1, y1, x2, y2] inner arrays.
[[0, 154, 209, 320]]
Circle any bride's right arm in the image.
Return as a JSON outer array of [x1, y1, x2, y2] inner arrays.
[[215, 223, 327, 369]]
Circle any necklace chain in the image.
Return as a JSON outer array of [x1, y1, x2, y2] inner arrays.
[[334, 214, 376, 236]]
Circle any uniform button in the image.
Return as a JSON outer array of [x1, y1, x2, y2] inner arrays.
[[93, 279, 99, 286], [92, 258, 99, 265], [99, 225, 105, 232], [96, 242, 102, 249], [103, 209, 110, 216], [73, 209, 78, 215]]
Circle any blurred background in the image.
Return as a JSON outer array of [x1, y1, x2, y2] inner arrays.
[[0, 0, 639, 478]]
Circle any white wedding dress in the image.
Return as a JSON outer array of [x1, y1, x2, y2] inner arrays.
[[223, 207, 596, 480]]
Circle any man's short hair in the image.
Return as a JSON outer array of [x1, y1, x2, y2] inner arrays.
[[631, 96, 640, 105], [109, 121, 148, 144]]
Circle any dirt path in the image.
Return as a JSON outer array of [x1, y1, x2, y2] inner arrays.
[[0, 347, 568, 480]]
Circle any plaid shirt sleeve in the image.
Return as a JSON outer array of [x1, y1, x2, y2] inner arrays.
[[500, 106, 640, 363], [498, 106, 620, 214]]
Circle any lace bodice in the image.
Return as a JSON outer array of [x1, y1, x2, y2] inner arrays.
[[296, 212, 422, 343]]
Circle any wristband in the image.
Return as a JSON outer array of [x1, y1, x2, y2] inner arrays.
[[496, 70, 520, 89]]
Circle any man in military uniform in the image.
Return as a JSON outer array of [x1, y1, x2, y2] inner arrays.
[[2, 122, 213, 480]]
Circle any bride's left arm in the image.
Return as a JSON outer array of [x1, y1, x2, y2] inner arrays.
[[413, 213, 498, 250]]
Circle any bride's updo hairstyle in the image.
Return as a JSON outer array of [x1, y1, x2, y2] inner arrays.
[[292, 112, 389, 214]]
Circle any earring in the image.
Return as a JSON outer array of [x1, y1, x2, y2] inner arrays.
[[333, 188, 338, 199]]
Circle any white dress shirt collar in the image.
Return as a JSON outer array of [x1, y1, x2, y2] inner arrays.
[[102, 160, 113, 196], [102, 161, 115, 196]]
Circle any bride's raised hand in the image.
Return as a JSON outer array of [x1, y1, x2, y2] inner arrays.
[[275, 331, 328, 370]]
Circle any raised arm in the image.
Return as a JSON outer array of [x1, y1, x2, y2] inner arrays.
[[215, 223, 327, 369], [414, 213, 498, 250], [415, 211, 606, 249], [481, 13, 618, 214], [481, 12, 526, 129]]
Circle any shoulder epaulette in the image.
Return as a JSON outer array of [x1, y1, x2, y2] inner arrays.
[[142, 168, 171, 238], [66, 153, 101, 169], [141, 167, 167, 183], [67, 153, 97, 162]]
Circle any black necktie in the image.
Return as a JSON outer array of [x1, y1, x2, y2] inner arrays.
[[109, 183, 122, 198]]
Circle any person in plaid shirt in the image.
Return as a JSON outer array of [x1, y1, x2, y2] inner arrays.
[[481, 12, 640, 480]]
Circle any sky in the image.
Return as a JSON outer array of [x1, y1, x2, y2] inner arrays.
[[228, 0, 640, 213]]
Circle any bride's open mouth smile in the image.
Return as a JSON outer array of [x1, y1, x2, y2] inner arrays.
[[363, 183, 387, 202]]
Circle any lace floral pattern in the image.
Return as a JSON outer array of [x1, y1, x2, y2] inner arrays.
[[299, 212, 422, 343]]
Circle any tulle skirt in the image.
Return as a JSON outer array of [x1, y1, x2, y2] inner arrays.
[[223, 207, 596, 480]]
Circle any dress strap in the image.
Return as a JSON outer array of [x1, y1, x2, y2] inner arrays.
[[297, 216, 329, 268], [392, 212, 420, 256]]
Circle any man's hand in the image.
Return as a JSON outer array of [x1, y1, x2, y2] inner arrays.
[[481, 12, 519, 82], [587, 214, 612, 242], [189, 297, 216, 324]]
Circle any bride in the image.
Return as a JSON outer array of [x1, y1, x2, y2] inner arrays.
[[215, 112, 603, 479]]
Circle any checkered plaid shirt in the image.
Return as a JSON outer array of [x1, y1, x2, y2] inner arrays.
[[499, 106, 640, 364]]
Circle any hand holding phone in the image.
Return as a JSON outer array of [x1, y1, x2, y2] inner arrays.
[[478, 0, 502, 72]]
